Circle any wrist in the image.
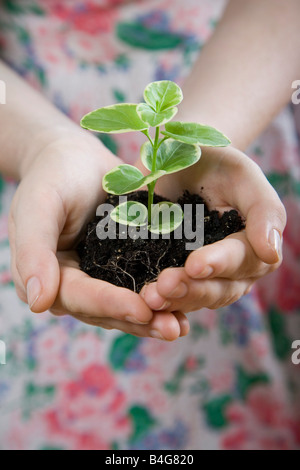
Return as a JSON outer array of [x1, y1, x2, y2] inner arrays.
[[19, 125, 116, 180]]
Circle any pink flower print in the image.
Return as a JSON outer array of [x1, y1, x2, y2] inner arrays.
[[34, 326, 69, 385], [35, 355, 69, 386], [222, 386, 297, 450], [170, 0, 222, 39], [81, 364, 115, 396], [72, 8, 118, 35], [35, 325, 68, 361], [51, 3, 119, 35], [185, 356, 198, 372], [68, 332, 104, 373], [0, 270, 12, 285], [282, 198, 300, 257], [66, 29, 120, 64], [42, 364, 131, 448], [257, 199, 300, 312], [210, 367, 235, 395], [74, 432, 109, 450], [114, 132, 146, 164], [272, 245, 300, 312], [221, 428, 250, 451], [30, 22, 74, 70], [226, 403, 248, 425], [247, 387, 284, 427], [200, 309, 217, 330], [129, 370, 169, 415], [248, 333, 269, 361]]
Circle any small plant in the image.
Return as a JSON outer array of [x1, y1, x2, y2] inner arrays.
[[81, 80, 231, 234]]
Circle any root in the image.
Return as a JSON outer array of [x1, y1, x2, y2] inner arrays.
[[90, 240, 172, 293]]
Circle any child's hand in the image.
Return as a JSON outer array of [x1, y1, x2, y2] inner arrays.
[[9, 133, 189, 340], [139, 146, 286, 314]]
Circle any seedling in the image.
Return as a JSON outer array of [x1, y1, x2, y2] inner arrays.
[[81, 80, 231, 234]]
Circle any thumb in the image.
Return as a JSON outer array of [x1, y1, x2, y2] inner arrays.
[[232, 155, 287, 265], [11, 187, 63, 313], [245, 198, 286, 265]]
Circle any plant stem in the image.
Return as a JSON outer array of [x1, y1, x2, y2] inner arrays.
[[151, 126, 160, 173], [157, 136, 170, 149], [147, 182, 155, 224], [148, 127, 160, 224], [142, 129, 154, 146]]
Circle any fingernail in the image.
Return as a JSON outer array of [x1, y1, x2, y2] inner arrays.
[[194, 265, 214, 279], [139, 286, 147, 298], [179, 319, 190, 337], [125, 316, 149, 325], [26, 277, 42, 310], [156, 301, 171, 311], [150, 330, 165, 340], [169, 282, 188, 299], [269, 228, 282, 260]]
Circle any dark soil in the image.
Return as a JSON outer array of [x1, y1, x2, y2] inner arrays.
[[78, 191, 245, 293]]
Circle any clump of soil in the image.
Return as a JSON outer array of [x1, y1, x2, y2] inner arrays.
[[78, 191, 245, 292]]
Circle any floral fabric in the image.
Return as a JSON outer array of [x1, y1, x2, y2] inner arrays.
[[0, 0, 299, 450]]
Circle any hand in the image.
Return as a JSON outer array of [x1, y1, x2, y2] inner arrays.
[[9, 131, 189, 340], [139, 146, 286, 314]]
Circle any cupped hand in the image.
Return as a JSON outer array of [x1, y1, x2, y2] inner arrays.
[[9, 131, 189, 340], [139, 146, 287, 313]]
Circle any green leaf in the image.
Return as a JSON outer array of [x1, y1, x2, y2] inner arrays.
[[129, 405, 157, 444], [109, 334, 141, 370], [236, 366, 270, 401], [144, 80, 183, 112], [80, 103, 149, 134], [268, 307, 293, 361], [162, 121, 231, 146], [266, 172, 300, 198], [149, 202, 183, 234], [141, 139, 201, 174], [3, 0, 24, 13], [103, 164, 166, 195], [39, 445, 65, 451], [16, 25, 31, 45], [136, 103, 177, 127], [116, 22, 184, 50], [28, 5, 45, 15], [113, 88, 126, 103], [110, 201, 148, 227], [203, 395, 233, 429], [97, 133, 119, 155]]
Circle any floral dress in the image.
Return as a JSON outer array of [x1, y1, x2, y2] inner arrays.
[[0, 0, 299, 450]]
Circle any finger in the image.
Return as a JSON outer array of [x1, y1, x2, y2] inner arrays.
[[8, 225, 27, 303], [9, 249, 27, 303], [245, 198, 285, 265], [185, 231, 276, 280], [230, 156, 286, 264], [9, 183, 66, 313], [52, 254, 153, 325], [142, 268, 252, 313], [173, 311, 191, 337], [140, 271, 190, 311], [67, 310, 188, 341]]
